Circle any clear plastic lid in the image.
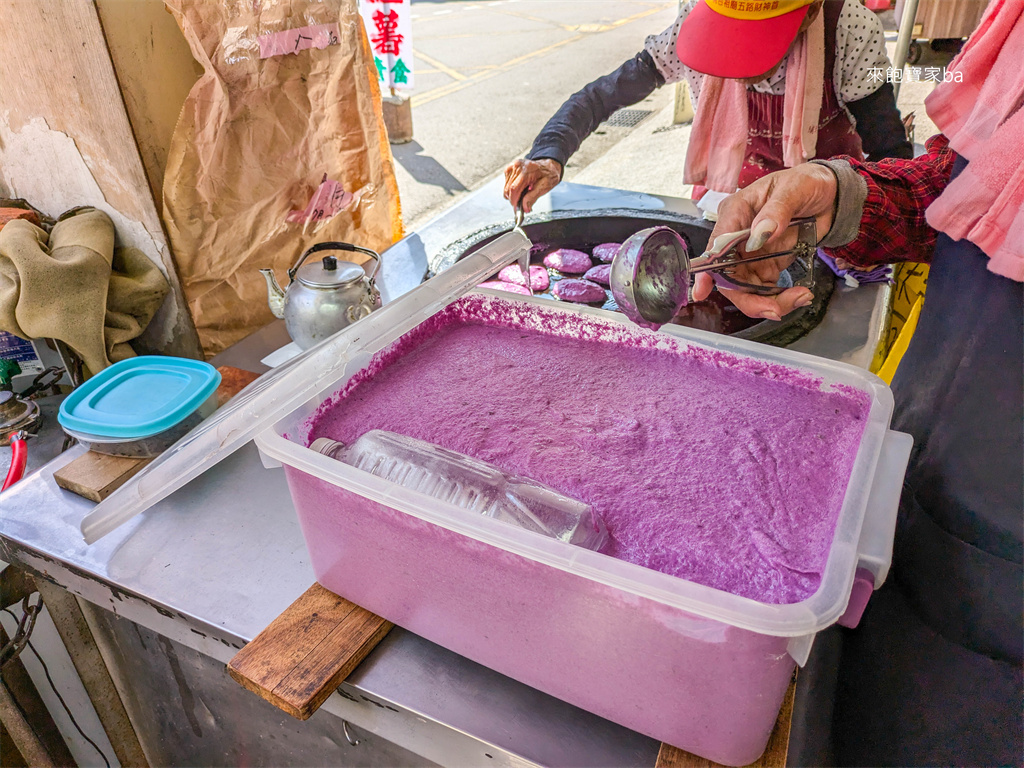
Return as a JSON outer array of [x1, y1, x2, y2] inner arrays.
[[79, 230, 532, 544]]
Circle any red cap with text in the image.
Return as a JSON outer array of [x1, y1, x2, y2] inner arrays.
[[676, 0, 814, 79]]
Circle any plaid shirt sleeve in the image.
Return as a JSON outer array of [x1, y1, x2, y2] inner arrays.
[[823, 134, 957, 269]]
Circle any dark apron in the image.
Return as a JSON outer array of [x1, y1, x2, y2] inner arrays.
[[741, 0, 864, 188], [829, 154, 1024, 766]]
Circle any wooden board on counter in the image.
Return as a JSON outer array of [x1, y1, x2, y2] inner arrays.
[[656, 676, 796, 768], [227, 583, 393, 720], [214, 365, 261, 406], [54, 452, 153, 503], [54, 366, 260, 503]]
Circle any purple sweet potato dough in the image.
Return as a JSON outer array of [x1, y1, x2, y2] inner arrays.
[[583, 264, 612, 286], [498, 264, 550, 292], [543, 248, 592, 274], [305, 294, 872, 605], [553, 278, 607, 304], [478, 280, 531, 296], [592, 243, 621, 263]]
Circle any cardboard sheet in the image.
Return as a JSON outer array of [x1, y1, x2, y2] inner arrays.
[[162, 0, 402, 355]]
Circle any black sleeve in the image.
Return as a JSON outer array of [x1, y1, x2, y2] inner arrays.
[[845, 82, 914, 162], [526, 50, 666, 169]]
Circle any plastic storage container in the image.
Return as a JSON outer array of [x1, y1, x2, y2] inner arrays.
[[59, 357, 221, 458], [256, 291, 912, 766]]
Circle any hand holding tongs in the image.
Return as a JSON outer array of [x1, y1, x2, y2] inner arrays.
[[690, 217, 818, 296]]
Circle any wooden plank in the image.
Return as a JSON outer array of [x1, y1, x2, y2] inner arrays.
[[272, 605, 395, 719], [53, 453, 152, 503], [53, 366, 257, 503], [655, 676, 797, 768], [228, 585, 358, 693], [0, 0, 201, 360], [94, 0, 203, 211], [215, 366, 260, 406], [227, 583, 393, 720]]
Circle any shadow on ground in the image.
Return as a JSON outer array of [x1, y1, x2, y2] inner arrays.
[[392, 141, 469, 196]]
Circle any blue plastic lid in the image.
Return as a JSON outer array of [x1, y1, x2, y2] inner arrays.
[[59, 357, 221, 440]]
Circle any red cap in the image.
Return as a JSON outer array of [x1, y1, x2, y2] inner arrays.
[[676, 0, 812, 80]]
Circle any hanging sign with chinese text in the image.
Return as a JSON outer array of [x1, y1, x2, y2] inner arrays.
[[359, 0, 414, 91]]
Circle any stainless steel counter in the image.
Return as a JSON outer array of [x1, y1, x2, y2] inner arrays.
[[0, 179, 889, 767]]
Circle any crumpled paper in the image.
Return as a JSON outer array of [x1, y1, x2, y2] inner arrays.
[[162, 0, 402, 355]]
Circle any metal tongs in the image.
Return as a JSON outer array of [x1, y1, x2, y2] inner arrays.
[[610, 217, 818, 327]]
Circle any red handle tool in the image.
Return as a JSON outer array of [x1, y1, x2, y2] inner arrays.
[[2, 431, 28, 492]]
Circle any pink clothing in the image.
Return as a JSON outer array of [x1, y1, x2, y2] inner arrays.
[[684, 11, 826, 192], [683, 77, 749, 192], [781, 11, 825, 170], [740, 0, 863, 189], [924, 0, 1024, 281]]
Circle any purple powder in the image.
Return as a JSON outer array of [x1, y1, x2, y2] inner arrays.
[[498, 264, 550, 292], [305, 295, 870, 605], [553, 279, 607, 304], [544, 248, 593, 274], [583, 264, 612, 286], [478, 280, 531, 296], [592, 243, 620, 263]]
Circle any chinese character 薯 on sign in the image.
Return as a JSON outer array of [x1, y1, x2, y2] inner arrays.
[[359, 0, 414, 91]]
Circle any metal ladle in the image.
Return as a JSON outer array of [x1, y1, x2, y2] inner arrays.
[[610, 217, 818, 328]]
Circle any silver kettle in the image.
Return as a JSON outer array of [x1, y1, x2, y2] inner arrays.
[[260, 242, 381, 349]]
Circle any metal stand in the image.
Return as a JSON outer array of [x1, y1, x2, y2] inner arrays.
[[35, 580, 149, 767], [0, 675, 55, 767], [892, 0, 923, 100], [673, 82, 694, 125], [382, 93, 414, 144], [1, 568, 71, 766], [672, 0, 694, 125]]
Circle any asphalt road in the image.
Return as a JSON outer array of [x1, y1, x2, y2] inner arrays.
[[395, 0, 679, 227]]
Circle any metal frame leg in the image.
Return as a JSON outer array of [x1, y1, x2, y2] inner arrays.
[[35, 580, 149, 767]]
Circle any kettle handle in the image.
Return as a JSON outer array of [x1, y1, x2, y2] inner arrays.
[[287, 242, 382, 283]]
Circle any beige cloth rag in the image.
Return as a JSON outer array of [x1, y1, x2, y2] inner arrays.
[[0, 207, 169, 376]]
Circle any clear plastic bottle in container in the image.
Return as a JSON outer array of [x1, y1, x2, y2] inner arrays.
[[310, 430, 609, 551]]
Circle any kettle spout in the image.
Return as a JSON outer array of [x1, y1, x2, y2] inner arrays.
[[259, 269, 286, 319]]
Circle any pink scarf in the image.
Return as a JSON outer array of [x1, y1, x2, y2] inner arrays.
[[684, 11, 824, 193], [924, 0, 1024, 282]]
